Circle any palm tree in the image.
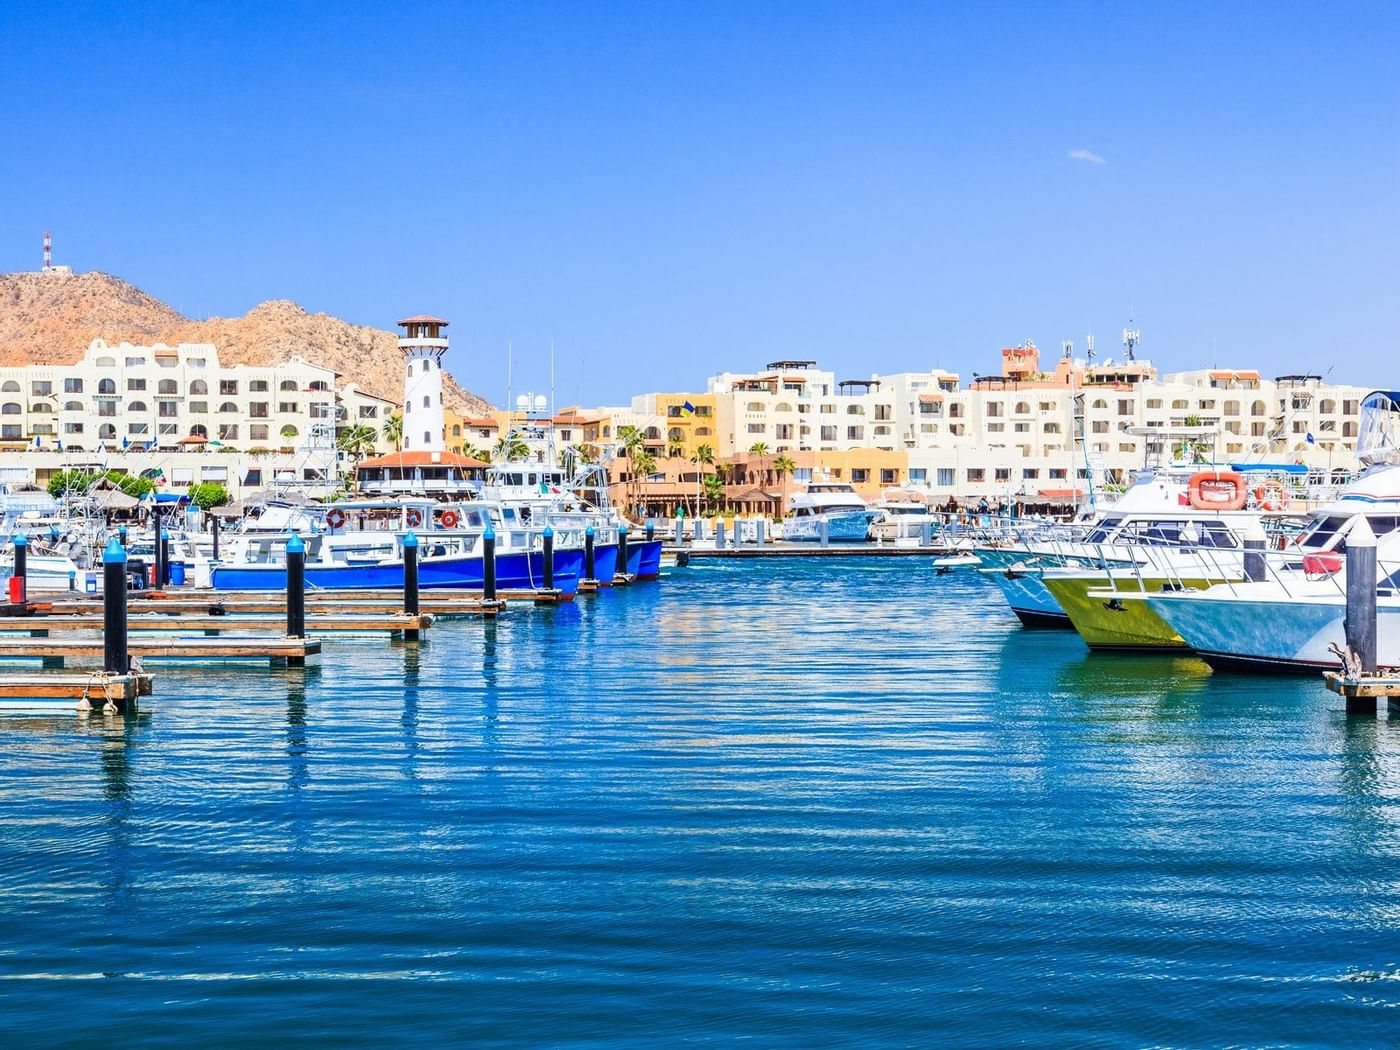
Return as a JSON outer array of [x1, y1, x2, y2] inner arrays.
[[381, 413, 404, 451], [748, 441, 770, 486], [493, 434, 530, 462], [772, 454, 796, 516], [702, 472, 726, 514], [630, 449, 657, 516], [616, 424, 645, 461], [336, 423, 377, 462], [667, 434, 685, 459], [690, 443, 716, 517], [459, 441, 488, 462], [1175, 413, 1210, 464]]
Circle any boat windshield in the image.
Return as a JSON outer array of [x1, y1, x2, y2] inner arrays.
[[1356, 391, 1400, 467]]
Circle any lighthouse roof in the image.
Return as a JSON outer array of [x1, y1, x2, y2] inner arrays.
[[397, 315, 451, 327]]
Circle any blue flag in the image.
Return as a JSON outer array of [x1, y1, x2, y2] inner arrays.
[[681, 401, 696, 416], [1306, 432, 1315, 444]]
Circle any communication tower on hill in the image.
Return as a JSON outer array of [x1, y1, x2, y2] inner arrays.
[[396, 315, 449, 452], [38, 231, 71, 275]]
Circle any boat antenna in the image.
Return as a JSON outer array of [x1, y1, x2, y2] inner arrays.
[[550, 340, 556, 419]]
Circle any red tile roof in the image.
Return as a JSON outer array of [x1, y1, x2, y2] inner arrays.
[[357, 450, 487, 470]]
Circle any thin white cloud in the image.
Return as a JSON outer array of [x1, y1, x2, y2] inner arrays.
[[1068, 149, 1107, 165]]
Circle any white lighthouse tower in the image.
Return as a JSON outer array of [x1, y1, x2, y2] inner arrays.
[[396, 315, 449, 452]]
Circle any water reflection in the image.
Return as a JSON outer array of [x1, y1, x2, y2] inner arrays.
[[400, 643, 420, 785]]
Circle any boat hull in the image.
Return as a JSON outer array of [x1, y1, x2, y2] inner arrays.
[[982, 567, 1072, 628], [626, 539, 663, 579], [1044, 574, 1234, 651], [1147, 591, 1400, 673], [782, 511, 876, 542]]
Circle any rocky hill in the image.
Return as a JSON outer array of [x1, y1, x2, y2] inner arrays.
[[0, 270, 493, 415]]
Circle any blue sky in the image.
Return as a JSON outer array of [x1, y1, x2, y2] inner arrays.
[[2, 2, 1397, 405]]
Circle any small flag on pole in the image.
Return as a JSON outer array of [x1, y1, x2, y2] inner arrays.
[[1306, 432, 1315, 444], [681, 401, 696, 416]]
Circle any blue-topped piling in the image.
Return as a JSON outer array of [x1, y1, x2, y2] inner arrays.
[[402, 530, 420, 640], [286, 533, 306, 639], [102, 537, 128, 674], [482, 525, 497, 601]]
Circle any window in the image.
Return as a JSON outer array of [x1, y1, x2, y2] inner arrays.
[[851, 468, 869, 483], [0, 403, 19, 414], [986, 402, 1003, 418], [846, 404, 864, 415], [189, 380, 208, 395], [819, 404, 835, 414], [188, 401, 207, 414], [31, 381, 51, 396], [309, 380, 330, 392], [909, 468, 927, 482], [220, 380, 239, 395], [1224, 400, 1240, 416], [249, 380, 269, 392], [158, 401, 179, 418], [1091, 421, 1109, 433], [98, 424, 116, 439], [278, 402, 298, 413], [846, 426, 864, 440], [188, 358, 205, 368], [820, 425, 837, 441], [967, 468, 985, 483], [219, 401, 239, 413], [775, 402, 794, 413], [158, 379, 177, 395], [936, 468, 955, 486], [64, 422, 83, 434], [249, 403, 269, 418], [218, 424, 239, 440], [127, 400, 148, 413], [280, 380, 298, 391], [96, 356, 115, 368], [359, 405, 378, 418], [875, 405, 892, 420], [1118, 400, 1133, 416], [125, 356, 144, 367], [423, 395, 431, 408], [746, 401, 765, 412], [880, 468, 898, 485], [64, 378, 83, 394], [249, 424, 269, 441], [97, 402, 116, 417], [1022, 468, 1039, 479], [97, 378, 116, 395], [995, 468, 1011, 481], [63, 401, 82, 412], [128, 422, 148, 435], [127, 378, 146, 392], [1252, 400, 1266, 415], [746, 423, 766, 433]]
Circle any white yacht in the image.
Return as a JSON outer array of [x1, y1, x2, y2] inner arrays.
[[781, 482, 880, 542]]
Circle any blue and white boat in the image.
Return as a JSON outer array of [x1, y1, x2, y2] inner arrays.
[[781, 483, 879, 542], [207, 498, 582, 593]]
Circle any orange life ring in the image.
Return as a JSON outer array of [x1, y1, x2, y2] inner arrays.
[[1187, 470, 1247, 512], [1253, 483, 1291, 512], [438, 509, 459, 529], [406, 509, 422, 527], [325, 508, 347, 529]]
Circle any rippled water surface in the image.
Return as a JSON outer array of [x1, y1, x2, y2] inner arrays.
[[2, 558, 1400, 1047]]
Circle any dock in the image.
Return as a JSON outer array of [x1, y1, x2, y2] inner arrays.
[[0, 635, 322, 667], [54, 593, 503, 619], [0, 612, 433, 635], [0, 672, 151, 713]]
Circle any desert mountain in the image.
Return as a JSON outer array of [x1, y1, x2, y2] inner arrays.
[[0, 270, 493, 416]]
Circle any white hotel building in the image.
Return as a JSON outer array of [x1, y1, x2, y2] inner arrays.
[[0, 338, 398, 496], [704, 344, 1372, 499]]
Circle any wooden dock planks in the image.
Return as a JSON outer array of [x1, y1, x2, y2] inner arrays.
[[0, 613, 433, 634], [0, 635, 322, 665]]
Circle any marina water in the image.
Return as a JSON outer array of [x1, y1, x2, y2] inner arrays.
[[2, 560, 1398, 1046]]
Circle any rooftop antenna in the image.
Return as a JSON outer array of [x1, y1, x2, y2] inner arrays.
[[1085, 331, 1096, 362], [1061, 339, 1073, 360], [549, 340, 556, 419], [42, 231, 52, 272], [506, 340, 514, 424], [1122, 319, 1140, 362]]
